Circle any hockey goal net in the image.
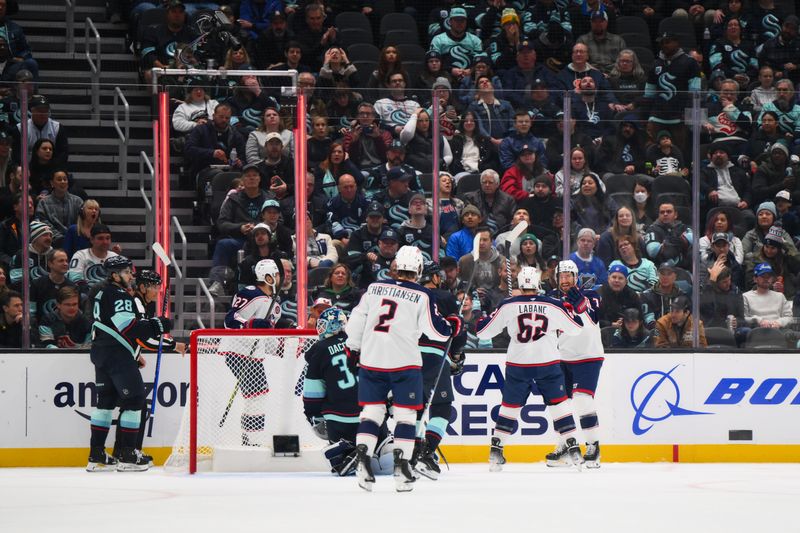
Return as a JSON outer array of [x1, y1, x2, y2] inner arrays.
[[166, 329, 329, 473]]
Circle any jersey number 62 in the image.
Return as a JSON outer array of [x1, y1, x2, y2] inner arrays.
[[517, 312, 548, 343]]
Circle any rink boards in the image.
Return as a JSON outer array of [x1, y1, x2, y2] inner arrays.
[[1, 351, 799, 466]]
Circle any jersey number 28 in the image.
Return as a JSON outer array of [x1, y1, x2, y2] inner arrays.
[[517, 313, 548, 343]]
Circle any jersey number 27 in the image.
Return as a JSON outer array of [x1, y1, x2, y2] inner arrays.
[[517, 313, 548, 343]]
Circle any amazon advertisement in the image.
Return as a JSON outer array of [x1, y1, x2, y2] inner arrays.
[[1, 352, 799, 455]]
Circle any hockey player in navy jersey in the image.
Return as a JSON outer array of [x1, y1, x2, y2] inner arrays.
[[221, 259, 282, 447], [413, 260, 466, 480], [86, 256, 173, 472], [547, 260, 605, 468], [345, 246, 455, 492], [476, 266, 585, 472]]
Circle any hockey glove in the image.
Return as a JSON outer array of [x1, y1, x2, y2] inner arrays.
[[565, 287, 588, 314], [311, 418, 328, 441], [151, 317, 174, 335], [448, 352, 466, 376], [445, 314, 463, 338]]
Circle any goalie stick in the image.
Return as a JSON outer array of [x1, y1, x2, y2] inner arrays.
[[150, 242, 171, 418]]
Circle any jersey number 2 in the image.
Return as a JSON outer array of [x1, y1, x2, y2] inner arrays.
[[517, 313, 548, 343], [373, 299, 398, 332]]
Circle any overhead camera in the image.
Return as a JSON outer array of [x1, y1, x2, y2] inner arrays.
[[184, 10, 243, 67]]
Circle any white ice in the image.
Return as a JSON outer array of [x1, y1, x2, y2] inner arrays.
[[1, 463, 796, 533]]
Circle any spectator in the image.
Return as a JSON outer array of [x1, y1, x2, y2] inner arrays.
[[0, 290, 34, 347], [532, 19, 573, 69], [139, 0, 197, 83], [466, 76, 514, 144], [446, 204, 482, 260], [488, 9, 523, 71], [208, 164, 269, 296], [38, 285, 91, 349], [425, 172, 462, 238], [500, 145, 549, 202], [499, 41, 552, 109], [609, 235, 658, 293], [555, 42, 616, 99], [544, 112, 594, 175], [358, 228, 398, 288], [34, 169, 82, 248], [744, 226, 800, 297], [266, 41, 311, 95], [258, 197, 293, 256], [238, 0, 283, 41], [745, 0, 786, 45], [67, 223, 117, 291], [245, 106, 293, 164], [295, 3, 337, 71], [701, 142, 753, 220], [499, 110, 547, 172], [572, 174, 616, 235], [342, 102, 392, 171], [529, 0, 571, 38], [643, 33, 701, 152], [514, 232, 547, 272], [644, 202, 693, 270], [743, 263, 794, 334], [742, 202, 800, 260], [463, 169, 516, 234], [374, 71, 420, 136], [775, 189, 800, 240], [597, 263, 642, 329], [28, 139, 60, 196], [758, 15, 800, 85], [611, 307, 653, 348], [595, 115, 647, 176], [449, 110, 499, 180], [571, 75, 617, 140], [0, 191, 30, 266], [225, 73, 279, 126], [458, 227, 503, 295], [9, 219, 53, 287], [294, 212, 337, 269], [699, 232, 745, 291], [518, 175, 557, 231], [457, 54, 504, 109], [641, 263, 687, 328], [307, 115, 332, 170], [747, 110, 781, 164], [524, 78, 562, 140], [0, 0, 38, 83], [752, 142, 799, 206], [597, 206, 641, 266], [698, 210, 745, 265], [344, 201, 388, 284], [312, 263, 362, 315], [430, 7, 483, 80], [703, 79, 754, 152], [255, 132, 295, 197], [554, 147, 600, 198], [569, 227, 606, 290], [757, 79, 800, 140], [576, 11, 626, 75], [253, 11, 294, 70], [608, 49, 647, 111], [646, 130, 689, 177], [20, 95, 69, 169], [365, 45, 404, 102], [30, 248, 72, 320], [750, 66, 777, 114], [654, 295, 707, 348], [0, 127, 12, 182], [236, 223, 282, 289], [709, 18, 758, 86], [63, 199, 100, 259], [632, 177, 656, 232], [400, 108, 453, 172], [700, 265, 748, 345], [326, 173, 368, 242], [184, 103, 245, 191], [398, 192, 437, 261], [414, 50, 451, 92], [319, 47, 358, 89], [371, 166, 417, 231], [171, 77, 219, 135]]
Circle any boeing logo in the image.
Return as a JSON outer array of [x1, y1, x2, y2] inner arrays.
[[630, 365, 712, 435]]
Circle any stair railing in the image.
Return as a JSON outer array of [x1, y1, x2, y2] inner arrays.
[[170, 215, 188, 330], [114, 87, 130, 190], [85, 17, 101, 122], [139, 151, 154, 264], [195, 279, 216, 329], [65, 0, 75, 54]]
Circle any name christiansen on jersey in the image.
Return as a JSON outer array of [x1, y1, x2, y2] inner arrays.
[[367, 284, 422, 304]]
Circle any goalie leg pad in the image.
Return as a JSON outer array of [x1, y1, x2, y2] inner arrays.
[[324, 440, 358, 476]]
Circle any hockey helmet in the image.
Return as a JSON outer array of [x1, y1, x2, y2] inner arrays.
[[135, 269, 162, 287], [395, 246, 424, 278], [316, 307, 348, 340], [555, 259, 579, 280], [419, 260, 442, 285], [104, 255, 133, 274], [517, 266, 541, 291], [254, 258, 280, 292]]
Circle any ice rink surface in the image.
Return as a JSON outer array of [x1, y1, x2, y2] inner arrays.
[[2, 463, 797, 533]]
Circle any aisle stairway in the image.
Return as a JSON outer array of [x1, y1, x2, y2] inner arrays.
[[16, 0, 218, 335]]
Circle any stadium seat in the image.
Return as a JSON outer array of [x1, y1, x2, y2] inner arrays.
[[352, 60, 378, 86], [745, 328, 788, 349], [338, 28, 374, 48], [609, 192, 635, 210], [418, 173, 433, 194], [704, 327, 737, 348], [601, 326, 617, 347], [652, 174, 691, 207], [455, 173, 481, 199], [347, 43, 380, 62], [308, 266, 332, 289], [603, 173, 635, 196], [335, 11, 373, 35], [657, 16, 696, 49], [616, 16, 651, 40], [210, 171, 242, 224], [383, 29, 419, 46], [631, 47, 654, 70], [397, 43, 426, 63], [620, 32, 652, 51], [374, 0, 398, 20], [379, 13, 418, 38], [675, 205, 692, 225]]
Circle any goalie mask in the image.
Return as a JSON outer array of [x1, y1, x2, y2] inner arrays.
[[254, 259, 280, 292], [517, 266, 541, 291], [316, 307, 348, 340], [395, 245, 423, 278]]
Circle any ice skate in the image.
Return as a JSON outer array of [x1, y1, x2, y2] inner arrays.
[[356, 444, 375, 492], [566, 438, 583, 471], [393, 449, 416, 492], [583, 442, 601, 469], [489, 437, 506, 472], [116, 447, 150, 472], [86, 447, 117, 472], [413, 444, 441, 480], [114, 447, 153, 467]]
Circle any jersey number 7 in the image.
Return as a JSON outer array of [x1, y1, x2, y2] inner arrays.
[[517, 312, 548, 343], [373, 299, 398, 333]]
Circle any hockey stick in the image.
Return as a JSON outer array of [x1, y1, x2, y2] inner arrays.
[[502, 221, 528, 297], [420, 233, 482, 423], [150, 242, 171, 417], [218, 286, 279, 428]]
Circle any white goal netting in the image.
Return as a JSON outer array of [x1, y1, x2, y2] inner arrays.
[[166, 329, 329, 473]]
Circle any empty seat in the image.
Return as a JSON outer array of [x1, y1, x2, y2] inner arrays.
[[617, 16, 651, 40], [347, 43, 380, 62], [631, 47, 655, 70], [308, 267, 332, 289], [603, 173, 635, 195], [601, 326, 617, 347], [335, 12, 372, 34], [383, 29, 419, 46], [620, 32, 652, 50], [396, 43, 426, 63], [338, 27, 374, 48], [379, 13, 418, 37], [704, 327, 737, 348], [745, 327, 788, 349], [455, 173, 481, 199]]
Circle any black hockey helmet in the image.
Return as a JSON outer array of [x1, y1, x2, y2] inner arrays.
[[104, 255, 133, 275], [135, 269, 162, 287], [419, 260, 442, 285]]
